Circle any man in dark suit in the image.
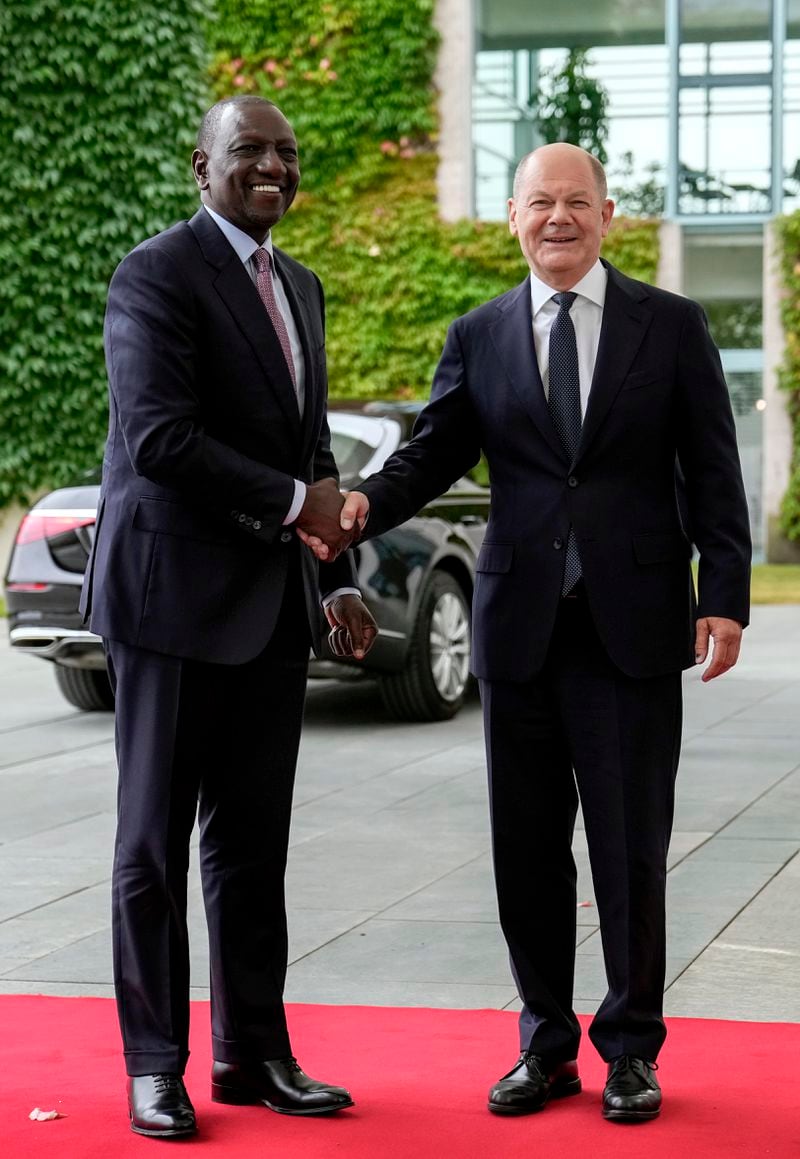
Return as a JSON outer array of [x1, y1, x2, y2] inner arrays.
[[306, 143, 751, 1122], [80, 95, 376, 1138]]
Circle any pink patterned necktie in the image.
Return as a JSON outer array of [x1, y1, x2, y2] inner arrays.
[[252, 247, 297, 389]]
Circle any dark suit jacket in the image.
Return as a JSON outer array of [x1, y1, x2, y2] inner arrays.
[[359, 261, 751, 681], [80, 208, 355, 664]]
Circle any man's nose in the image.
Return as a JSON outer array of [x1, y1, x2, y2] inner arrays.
[[255, 147, 284, 175], [548, 202, 572, 223]]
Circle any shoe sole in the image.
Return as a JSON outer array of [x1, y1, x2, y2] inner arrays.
[[602, 1106, 661, 1123], [129, 1117, 197, 1137], [488, 1077, 582, 1115], [212, 1085, 354, 1115]]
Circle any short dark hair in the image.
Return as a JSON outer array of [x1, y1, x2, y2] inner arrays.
[[512, 148, 608, 201], [196, 95, 278, 153]]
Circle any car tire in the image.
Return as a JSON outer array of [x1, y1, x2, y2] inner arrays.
[[54, 664, 115, 711], [378, 570, 472, 722]]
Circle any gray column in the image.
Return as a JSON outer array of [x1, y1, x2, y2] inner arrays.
[[656, 221, 684, 293], [435, 0, 474, 222]]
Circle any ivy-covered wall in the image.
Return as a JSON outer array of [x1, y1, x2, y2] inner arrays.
[[775, 211, 800, 542], [0, 1, 209, 508]]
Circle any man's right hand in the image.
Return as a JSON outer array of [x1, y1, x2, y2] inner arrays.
[[295, 478, 354, 561], [297, 490, 370, 561]]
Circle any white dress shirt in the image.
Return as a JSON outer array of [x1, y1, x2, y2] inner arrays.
[[529, 259, 608, 417]]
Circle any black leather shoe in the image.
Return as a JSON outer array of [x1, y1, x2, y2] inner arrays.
[[211, 1057, 354, 1115], [488, 1053, 581, 1115], [602, 1056, 661, 1122], [127, 1073, 197, 1137]]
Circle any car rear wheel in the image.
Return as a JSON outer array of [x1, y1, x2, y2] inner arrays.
[[54, 664, 115, 711], [378, 570, 471, 722]]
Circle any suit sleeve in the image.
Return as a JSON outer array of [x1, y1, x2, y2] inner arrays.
[[104, 245, 296, 543], [359, 321, 483, 537], [675, 302, 752, 625]]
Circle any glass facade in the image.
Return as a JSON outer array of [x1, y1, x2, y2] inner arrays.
[[473, 0, 797, 223]]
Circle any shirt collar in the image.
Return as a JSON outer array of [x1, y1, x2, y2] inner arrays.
[[529, 259, 607, 317], [203, 204, 273, 265]]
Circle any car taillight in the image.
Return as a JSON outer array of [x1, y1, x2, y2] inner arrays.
[[6, 582, 52, 592], [15, 512, 95, 545]]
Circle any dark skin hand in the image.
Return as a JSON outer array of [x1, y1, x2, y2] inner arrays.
[[296, 478, 357, 561], [325, 594, 378, 661]]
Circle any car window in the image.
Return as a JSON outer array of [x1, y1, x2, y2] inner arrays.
[[330, 431, 376, 486]]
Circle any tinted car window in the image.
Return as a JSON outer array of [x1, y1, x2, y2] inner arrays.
[[330, 431, 376, 485]]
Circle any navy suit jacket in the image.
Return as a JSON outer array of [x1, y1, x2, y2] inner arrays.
[[81, 207, 355, 664], [359, 261, 751, 681]]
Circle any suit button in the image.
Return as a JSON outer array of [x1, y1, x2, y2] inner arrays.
[[253, 520, 262, 531], [245, 515, 254, 526], [280, 530, 293, 543], [238, 513, 247, 523], [553, 537, 563, 550], [230, 509, 239, 519], [567, 475, 578, 488]]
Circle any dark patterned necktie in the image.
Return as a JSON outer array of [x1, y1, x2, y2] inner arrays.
[[253, 248, 297, 391], [548, 291, 583, 595]]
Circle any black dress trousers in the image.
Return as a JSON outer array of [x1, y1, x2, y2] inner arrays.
[[480, 593, 682, 1064], [106, 557, 310, 1076]]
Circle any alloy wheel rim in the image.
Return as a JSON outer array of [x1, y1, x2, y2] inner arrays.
[[429, 591, 470, 702]]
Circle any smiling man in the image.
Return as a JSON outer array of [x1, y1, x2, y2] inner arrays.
[[81, 95, 376, 1138], [303, 142, 751, 1124]]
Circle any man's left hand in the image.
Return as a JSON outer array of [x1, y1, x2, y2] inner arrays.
[[694, 616, 743, 681], [325, 595, 378, 661]]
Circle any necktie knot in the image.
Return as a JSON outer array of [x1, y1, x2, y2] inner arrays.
[[253, 247, 271, 274], [553, 291, 577, 312]]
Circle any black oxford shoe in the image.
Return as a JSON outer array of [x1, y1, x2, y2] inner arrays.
[[211, 1057, 354, 1115], [602, 1055, 661, 1122], [488, 1053, 581, 1115], [127, 1073, 197, 1137]]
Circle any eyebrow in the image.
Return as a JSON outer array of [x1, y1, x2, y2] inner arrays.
[[528, 189, 592, 199], [229, 133, 297, 148]]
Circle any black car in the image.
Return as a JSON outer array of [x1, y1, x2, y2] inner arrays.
[[4, 404, 489, 721]]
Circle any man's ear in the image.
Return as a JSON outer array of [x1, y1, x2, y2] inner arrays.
[[508, 198, 518, 237], [192, 149, 209, 190]]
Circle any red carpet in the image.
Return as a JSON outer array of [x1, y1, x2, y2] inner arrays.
[[2, 996, 799, 1157]]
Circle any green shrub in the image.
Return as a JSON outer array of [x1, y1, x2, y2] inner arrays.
[[775, 211, 800, 541], [0, 0, 210, 507]]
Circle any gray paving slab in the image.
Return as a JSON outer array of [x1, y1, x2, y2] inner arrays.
[[0, 605, 799, 1025]]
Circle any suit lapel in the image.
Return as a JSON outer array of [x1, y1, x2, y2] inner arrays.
[[188, 210, 302, 436], [488, 278, 568, 462], [578, 263, 652, 458]]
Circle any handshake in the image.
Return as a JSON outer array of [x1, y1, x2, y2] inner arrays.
[[295, 478, 370, 561]]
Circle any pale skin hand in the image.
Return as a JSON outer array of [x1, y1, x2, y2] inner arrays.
[[297, 491, 370, 561], [694, 616, 743, 681]]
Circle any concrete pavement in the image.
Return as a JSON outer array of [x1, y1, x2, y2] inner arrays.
[[0, 605, 799, 1021]]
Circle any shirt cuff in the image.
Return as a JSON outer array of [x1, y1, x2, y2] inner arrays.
[[283, 479, 307, 525], [322, 587, 361, 608]]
